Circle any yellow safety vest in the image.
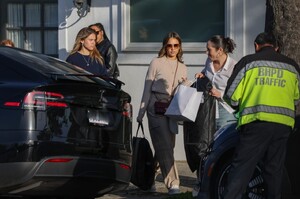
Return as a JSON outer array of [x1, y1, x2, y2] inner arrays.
[[226, 60, 300, 128]]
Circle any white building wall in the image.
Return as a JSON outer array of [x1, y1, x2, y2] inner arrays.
[[58, 0, 266, 160]]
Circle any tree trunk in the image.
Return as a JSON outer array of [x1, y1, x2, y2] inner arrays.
[[265, 0, 300, 64], [265, 0, 300, 114]]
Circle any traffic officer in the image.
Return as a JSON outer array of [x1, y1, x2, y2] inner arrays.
[[222, 32, 300, 199]]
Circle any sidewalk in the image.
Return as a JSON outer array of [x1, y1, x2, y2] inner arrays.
[[102, 161, 196, 199]]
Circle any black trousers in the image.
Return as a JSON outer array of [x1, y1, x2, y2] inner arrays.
[[222, 121, 291, 199]]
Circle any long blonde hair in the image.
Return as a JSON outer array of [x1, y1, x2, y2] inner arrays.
[[158, 31, 184, 63], [70, 27, 104, 64]]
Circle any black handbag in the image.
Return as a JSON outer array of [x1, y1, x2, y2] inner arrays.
[[183, 92, 216, 172], [196, 76, 213, 92], [130, 123, 155, 190]]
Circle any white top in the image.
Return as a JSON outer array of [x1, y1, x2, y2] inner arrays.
[[202, 55, 237, 97], [202, 55, 237, 118]]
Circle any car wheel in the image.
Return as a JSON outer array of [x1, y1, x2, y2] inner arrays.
[[212, 160, 267, 199]]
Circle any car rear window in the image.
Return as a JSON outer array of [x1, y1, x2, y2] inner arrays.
[[0, 47, 114, 88]]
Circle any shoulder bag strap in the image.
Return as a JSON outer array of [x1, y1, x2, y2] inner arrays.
[[170, 61, 179, 96], [153, 61, 179, 100]]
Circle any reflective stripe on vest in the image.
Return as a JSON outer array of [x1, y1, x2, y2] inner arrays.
[[227, 60, 300, 100], [241, 105, 295, 118]]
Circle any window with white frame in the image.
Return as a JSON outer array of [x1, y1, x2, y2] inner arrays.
[[4, 0, 58, 57], [123, 0, 225, 51]]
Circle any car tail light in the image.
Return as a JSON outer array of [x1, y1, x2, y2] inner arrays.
[[119, 163, 130, 170], [122, 102, 132, 119], [22, 91, 68, 110], [4, 102, 21, 107], [46, 158, 73, 163]]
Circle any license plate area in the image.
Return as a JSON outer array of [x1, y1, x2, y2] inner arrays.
[[87, 109, 113, 127]]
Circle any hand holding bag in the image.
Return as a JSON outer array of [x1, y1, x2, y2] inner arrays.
[[165, 84, 203, 122], [130, 123, 155, 190]]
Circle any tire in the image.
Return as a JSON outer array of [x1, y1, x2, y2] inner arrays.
[[211, 159, 267, 199]]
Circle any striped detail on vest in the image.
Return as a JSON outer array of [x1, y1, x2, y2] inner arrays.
[[241, 105, 295, 118], [227, 60, 300, 105]]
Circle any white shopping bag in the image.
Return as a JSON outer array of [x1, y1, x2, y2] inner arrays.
[[165, 84, 203, 122]]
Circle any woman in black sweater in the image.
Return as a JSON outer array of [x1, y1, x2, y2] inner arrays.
[[66, 27, 108, 76]]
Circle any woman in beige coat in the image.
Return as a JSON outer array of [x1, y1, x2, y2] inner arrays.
[[137, 32, 188, 195]]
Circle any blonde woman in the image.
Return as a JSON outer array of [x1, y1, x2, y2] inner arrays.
[[137, 32, 189, 195], [66, 27, 107, 76]]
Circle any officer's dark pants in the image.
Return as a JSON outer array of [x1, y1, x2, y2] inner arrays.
[[222, 121, 291, 199]]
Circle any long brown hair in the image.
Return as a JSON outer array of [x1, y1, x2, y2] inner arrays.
[[88, 23, 108, 40], [158, 31, 184, 63], [70, 27, 103, 64]]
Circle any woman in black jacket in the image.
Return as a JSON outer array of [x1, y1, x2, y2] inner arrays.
[[89, 23, 120, 78]]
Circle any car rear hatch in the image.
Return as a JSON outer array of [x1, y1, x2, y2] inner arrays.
[[0, 48, 132, 164], [0, 47, 133, 196]]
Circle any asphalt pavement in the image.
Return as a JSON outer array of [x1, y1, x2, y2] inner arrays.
[[100, 161, 196, 199]]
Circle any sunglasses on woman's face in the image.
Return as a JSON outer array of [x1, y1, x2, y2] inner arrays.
[[166, 44, 180, 49], [93, 29, 102, 35]]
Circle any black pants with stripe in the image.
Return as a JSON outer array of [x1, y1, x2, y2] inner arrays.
[[222, 121, 291, 199]]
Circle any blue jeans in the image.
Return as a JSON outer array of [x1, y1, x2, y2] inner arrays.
[[216, 102, 236, 130]]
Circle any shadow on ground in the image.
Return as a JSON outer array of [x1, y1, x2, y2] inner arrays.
[[103, 161, 197, 199]]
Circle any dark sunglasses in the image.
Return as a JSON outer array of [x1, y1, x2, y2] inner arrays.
[[166, 44, 180, 49], [94, 30, 102, 34]]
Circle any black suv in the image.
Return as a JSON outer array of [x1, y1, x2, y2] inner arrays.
[[198, 116, 300, 199], [0, 47, 132, 198]]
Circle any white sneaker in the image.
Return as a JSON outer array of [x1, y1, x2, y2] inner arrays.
[[192, 184, 200, 197], [168, 185, 180, 195]]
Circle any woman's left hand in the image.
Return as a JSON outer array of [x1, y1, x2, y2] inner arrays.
[[181, 77, 187, 82], [179, 77, 191, 86]]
